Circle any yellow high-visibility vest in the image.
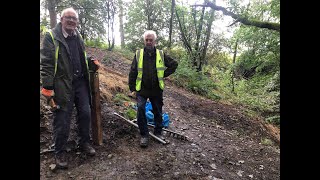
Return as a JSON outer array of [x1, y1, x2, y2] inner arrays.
[[135, 48, 165, 91]]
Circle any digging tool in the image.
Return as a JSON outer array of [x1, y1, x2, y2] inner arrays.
[[113, 112, 168, 145], [48, 97, 60, 111], [89, 58, 103, 145], [131, 119, 189, 141], [40, 148, 55, 154], [128, 91, 136, 99], [147, 124, 189, 141]]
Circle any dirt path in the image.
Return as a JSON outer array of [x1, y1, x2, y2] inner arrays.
[[40, 48, 280, 180]]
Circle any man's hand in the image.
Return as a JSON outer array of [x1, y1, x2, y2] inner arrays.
[[92, 58, 101, 70], [93, 60, 100, 69], [128, 91, 136, 99], [88, 56, 101, 71]]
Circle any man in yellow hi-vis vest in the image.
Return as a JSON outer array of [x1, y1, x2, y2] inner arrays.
[[128, 30, 178, 148]]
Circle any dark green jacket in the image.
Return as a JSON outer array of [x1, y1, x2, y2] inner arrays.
[[40, 22, 92, 111]]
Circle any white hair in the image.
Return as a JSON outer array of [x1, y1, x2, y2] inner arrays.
[[61, 8, 79, 19], [143, 30, 157, 40]]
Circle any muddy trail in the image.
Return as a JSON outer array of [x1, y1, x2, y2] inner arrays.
[[40, 47, 280, 180]]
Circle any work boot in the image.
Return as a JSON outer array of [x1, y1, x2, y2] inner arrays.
[[55, 152, 68, 169], [79, 142, 96, 156], [140, 136, 149, 148]]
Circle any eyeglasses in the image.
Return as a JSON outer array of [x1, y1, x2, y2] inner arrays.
[[63, 16, 78, 21]]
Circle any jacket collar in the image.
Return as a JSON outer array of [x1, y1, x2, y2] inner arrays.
[[62, 27, 77, 38], [52, 22, 83, 56]]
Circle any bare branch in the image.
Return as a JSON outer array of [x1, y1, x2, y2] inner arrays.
[[227, 19, 240, 27], [192, 2, 280, 32]]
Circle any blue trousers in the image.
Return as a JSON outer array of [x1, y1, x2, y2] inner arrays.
[[53, 77, 91, 154], [136, 92, 163, 137]]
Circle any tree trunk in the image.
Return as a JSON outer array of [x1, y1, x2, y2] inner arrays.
[[168, 0, 175, 48], [109, 2, 115, 51], [118, 0, 125, 48], [80, 27, 86, 40], [231, 39, 238, 93], [194, 6, 205, 71], [146, 0, 152, 30], [79, 11, 87, 40], [175, 8, 192, 57], [200, 5, 215, 71], [107, 1, 111, 49], [47, 0, 57, 29]]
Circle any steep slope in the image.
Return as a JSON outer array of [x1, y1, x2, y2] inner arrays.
[[40, 47, 280, 180]]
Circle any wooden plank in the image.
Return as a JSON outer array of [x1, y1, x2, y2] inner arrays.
[[90, 71, 103, 145]]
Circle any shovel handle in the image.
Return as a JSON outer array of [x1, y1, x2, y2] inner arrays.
[[49, 98, 60, 111]]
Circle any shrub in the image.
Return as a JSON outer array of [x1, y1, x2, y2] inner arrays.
[[124, 108, 137, 120], [113, 93, 130, 104], [172, 54, 219, 100]]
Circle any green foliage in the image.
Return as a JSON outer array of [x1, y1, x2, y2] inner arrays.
[[85, 38, 108, 49], [249, 0, 280, 22], [209, 67, 233, 90], [225, 14, 280, 126], [209, 62, 280, 126], [205, 51, 232, 71], [124, 0, 177, 51], [56, 0, 106, 40], [124, 108, 137, 120], [227, 0, 279, 23], [261, 138, 274, 146], [266, 115, 280, 126], [186, 75, 217, 96], [265, 71, 280, 92], [40, 17, 49, 28], [234, 75, 272, 103], [270, 0, 280, 19], [255, 51, 279, 75], [172, 54, 219, 100], [233, 50, 262, 79], [113, 47, 135, 61], [40, 25, 48, 35], [231, 0, 280, 80], [231, 75, 279, 123], [113, 93, 130, 104], [231, 24, 280, 79], [175, 3, 219, 69], [218, 0, 280, 127], [164, 46, 186, 61]]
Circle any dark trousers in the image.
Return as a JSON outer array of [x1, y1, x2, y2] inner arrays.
[[136, 92, 163, 137], [53, 77, 91, 154]]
